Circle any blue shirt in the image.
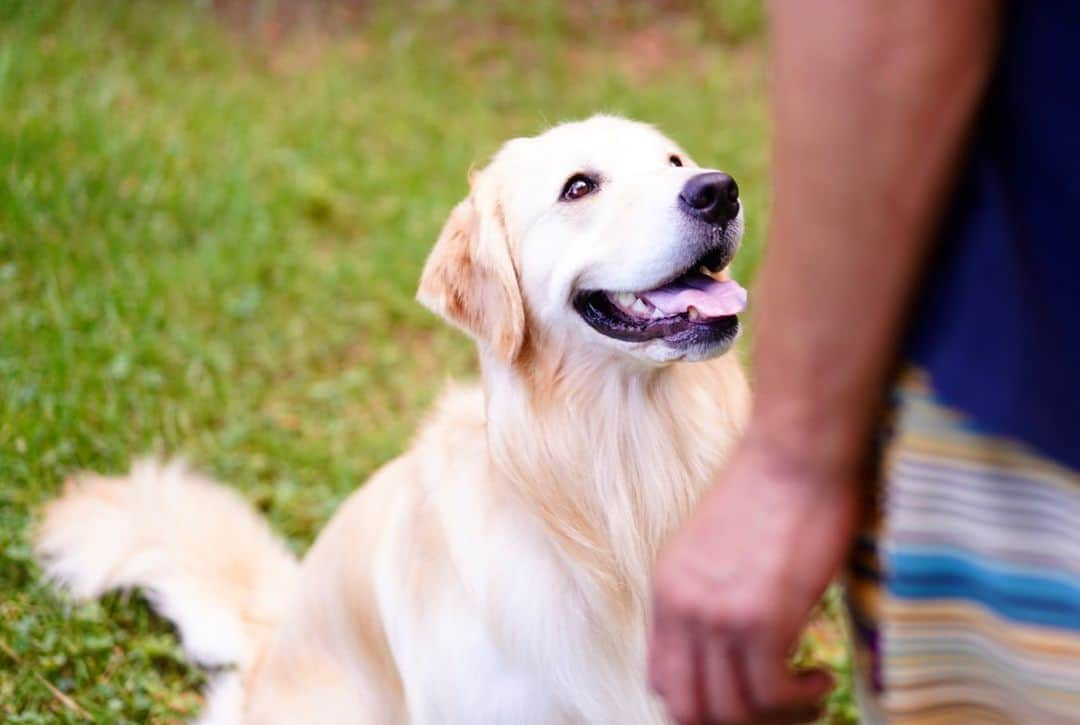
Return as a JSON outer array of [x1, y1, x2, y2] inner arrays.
[[906, 2, 1080, 470]]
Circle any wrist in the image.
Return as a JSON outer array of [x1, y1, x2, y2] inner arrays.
[[739, 400, 872, 484]]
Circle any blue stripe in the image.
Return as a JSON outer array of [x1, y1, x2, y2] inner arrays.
[[887, 548, 1080, 630]]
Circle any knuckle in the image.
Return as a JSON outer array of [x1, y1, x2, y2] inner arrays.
[[649, 572, 671, 603], [655, 584, 705, 621], [669, 588, 705, 619], [698, 602, 734, 631], [667, 701, 699, 725], [707, 597, 764, 633], [698, 599, 729, 627]]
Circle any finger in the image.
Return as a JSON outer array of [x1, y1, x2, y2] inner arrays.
[[700, 638, 750, 723], [648, 614, 702, 723], [744, 649, 833, 712], [753, 704, 826, 725]]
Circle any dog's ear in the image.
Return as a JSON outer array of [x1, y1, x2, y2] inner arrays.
[[417, 174, 525, 363]]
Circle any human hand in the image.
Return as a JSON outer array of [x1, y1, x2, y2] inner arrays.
[[648, 434, 858, 724]]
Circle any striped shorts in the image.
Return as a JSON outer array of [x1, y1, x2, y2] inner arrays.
[[847, 372, 1080, 724]]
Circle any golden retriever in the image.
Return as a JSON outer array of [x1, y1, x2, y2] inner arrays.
[[36, 115, 751, 724]]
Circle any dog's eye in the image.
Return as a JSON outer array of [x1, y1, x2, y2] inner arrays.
[[560, 174, 598, 202], [669, 155, 683, 167]]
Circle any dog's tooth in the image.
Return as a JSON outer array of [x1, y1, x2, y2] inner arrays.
[[631, 297, 650, 315], [616, 292, 636, 309], [650, 307, 665, 320], [687, 306, 700, 321]]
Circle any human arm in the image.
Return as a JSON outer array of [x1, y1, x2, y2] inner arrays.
[[648, 2, 1002, 723]]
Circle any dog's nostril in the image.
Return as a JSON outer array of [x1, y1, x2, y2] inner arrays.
[[679, 172, 739, 225], [722, 177, 739, 202], [694, 186, 719, 209]]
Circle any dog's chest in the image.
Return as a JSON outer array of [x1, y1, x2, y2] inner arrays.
[[381, 503, 665, 724]]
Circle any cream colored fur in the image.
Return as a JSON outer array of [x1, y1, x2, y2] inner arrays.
[[36, 116, 750, 724]]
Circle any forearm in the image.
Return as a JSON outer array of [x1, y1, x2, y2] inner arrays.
[[750, 0, 1001, 472]]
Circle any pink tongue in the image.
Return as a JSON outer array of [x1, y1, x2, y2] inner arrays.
[[639, 273, 748, 318]]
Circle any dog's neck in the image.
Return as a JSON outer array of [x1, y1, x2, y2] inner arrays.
[[480, 341, 750, 613]]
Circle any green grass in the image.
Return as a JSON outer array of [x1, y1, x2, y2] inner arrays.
[[0, 1, 852, 721]]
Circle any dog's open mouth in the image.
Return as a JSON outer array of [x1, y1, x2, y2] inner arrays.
[[573, 248, 747, 345]]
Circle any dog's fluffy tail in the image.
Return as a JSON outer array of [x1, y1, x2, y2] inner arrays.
[[35, 459, 299, 671]]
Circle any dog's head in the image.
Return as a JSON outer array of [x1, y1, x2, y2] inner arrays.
[[418, 116, 747, 367]]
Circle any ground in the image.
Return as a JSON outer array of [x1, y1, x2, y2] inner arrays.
[[0, 2, 855, 722]]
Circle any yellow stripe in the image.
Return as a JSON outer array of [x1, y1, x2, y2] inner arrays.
[[885, 692, 1039, 724], [898, 434, 1078, 489], [892, 371, 1079, 486]]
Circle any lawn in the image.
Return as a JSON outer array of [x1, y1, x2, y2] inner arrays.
[[0, 1, 853, 722]]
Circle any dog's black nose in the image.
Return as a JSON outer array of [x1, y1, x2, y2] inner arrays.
[[679, 172, 739, 225]]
